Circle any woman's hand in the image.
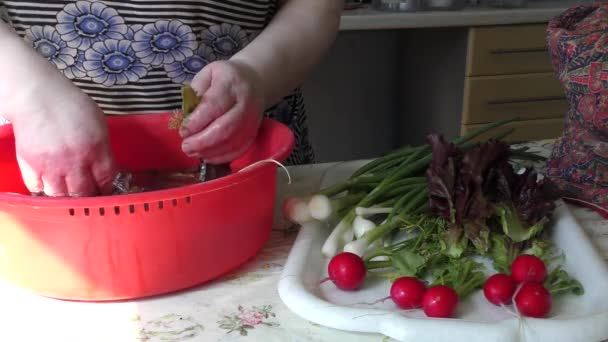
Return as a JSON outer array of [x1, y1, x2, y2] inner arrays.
[[11, 85, 117, 197], [179, 60, 265, 164], [0, 22, 117, 197]]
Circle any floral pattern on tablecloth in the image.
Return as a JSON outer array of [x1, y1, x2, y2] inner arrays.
[[136, 314, 204, 341], [217, 305, 278, 336]]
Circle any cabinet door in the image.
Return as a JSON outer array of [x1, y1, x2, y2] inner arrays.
[[466, 24, 552, 76], [461, 118, 565, 143], [462, 72, 567, 124]]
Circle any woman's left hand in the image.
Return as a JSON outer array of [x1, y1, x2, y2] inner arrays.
[[180, 60, 265, 164]]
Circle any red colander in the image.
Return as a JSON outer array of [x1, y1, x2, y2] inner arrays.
[[0, 113, 294, 301]]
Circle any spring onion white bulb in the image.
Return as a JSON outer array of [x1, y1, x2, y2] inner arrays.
[[322, 218, 353, 257], [282, 197, 313, 224], [308, 194, 333, 221], [353, 216, 376, 239]]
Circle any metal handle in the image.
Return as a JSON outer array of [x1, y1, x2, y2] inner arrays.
[[487, 96, 565, 105], [490, 47, 548, 55]]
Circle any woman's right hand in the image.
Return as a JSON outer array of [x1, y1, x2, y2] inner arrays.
[[9, 83, 118, 197], [0, 27, 117, 196]]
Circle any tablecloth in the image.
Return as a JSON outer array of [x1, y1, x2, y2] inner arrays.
[[0, 140, 606, 342]]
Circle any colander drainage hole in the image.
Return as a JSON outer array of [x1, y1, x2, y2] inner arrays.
[[99, 208, 105, 216], [172, 199, 178, 207], [158, 201, 164, 209], [114, 206, 120, 215], [69, 208, 75, 216], [129, 205, 135, 214], [84, 208, 90, 216], [144, 203, 150, 212], [186, 196, 191, 204]]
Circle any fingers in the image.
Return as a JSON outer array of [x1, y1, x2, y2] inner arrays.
[[180, 76, 236, 139], [181, 105, 240, 156], [190, 65, 213, 98], [41, 173, 68, 197], [91, 153, 119, 196], [16, 154, 44, 194], [182, 105, 257, 163], [205, 142, 252, 165], [65, 167, 98, 197]]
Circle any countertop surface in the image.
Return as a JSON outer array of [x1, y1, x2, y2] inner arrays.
[[340, 1, 595, 30], [0, 140, 606, 342]]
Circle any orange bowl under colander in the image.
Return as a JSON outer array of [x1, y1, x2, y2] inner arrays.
[[0, 113, 294, 301]]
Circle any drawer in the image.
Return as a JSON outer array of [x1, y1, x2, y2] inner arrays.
[[462, 73, 567, 124], [461, 118, 564, 143], [466, 24, 552, 76]]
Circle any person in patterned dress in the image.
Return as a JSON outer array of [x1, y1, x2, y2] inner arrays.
[[0, 0, 342, 197], [546, 3, 608, 207]]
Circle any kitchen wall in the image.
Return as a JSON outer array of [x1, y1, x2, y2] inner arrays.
[[302, 28, 467, 163], [302, 30, 401, 163]]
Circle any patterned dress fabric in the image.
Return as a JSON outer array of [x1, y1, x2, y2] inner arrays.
[[545, 3, 608, 206], [0, 1, 314, 164]]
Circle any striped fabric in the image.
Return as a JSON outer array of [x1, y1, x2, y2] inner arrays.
[[0, 0, 314, 164]]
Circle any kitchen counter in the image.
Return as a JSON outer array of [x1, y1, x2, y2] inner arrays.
[[340, 1, 591, 30], [0, 141, 606, 342]]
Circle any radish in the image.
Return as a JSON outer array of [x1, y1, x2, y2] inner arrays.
[[422, 285, 459, 318], [515, 283, 552, 318], [282, 197, 313, 224], [390, 277, 427, 309], [511, 254, 547, 284], [320, 252, 367, 291], [483, 273, 516, 306]]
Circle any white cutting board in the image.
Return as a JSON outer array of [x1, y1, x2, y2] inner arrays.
[[278, 161, 608, 342]]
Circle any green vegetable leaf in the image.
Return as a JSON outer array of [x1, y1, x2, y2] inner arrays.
[[390, 249, 425, 278], [490, 234, 521, 274], [439, 226, 468, 258], [170, 86, 200, 130], [544, 266, 584, 297], [495, 204, 547, 243], [492, 167, 555, 243], [182, 85, 199, 117], [431, 258, 486, 298], [523, 239, 553, 261], [463, 220, 491, 254]]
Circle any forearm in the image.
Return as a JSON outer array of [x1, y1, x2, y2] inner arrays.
[[230, 0, 343, 108], [0, 22, 69, 123]]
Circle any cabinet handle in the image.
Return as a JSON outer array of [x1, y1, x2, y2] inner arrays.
[[489, 47, 548, 54], [487, 96, 565, 105]]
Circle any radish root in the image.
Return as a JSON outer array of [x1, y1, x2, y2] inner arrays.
[[238, 159, 292, 184]]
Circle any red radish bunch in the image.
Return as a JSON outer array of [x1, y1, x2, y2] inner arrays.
[[321, 252, 367, 290], [322, 254, 461, 318], [515, 283, 552, 318], [483, 254, 552, 318], [483, 273, 516, 305], [511, 254, 547, 284], [389, 277, 427, 310], [322, 253, 555, 319], [422, 285, 459, 318]]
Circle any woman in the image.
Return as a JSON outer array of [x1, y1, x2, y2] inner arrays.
[[0, 0, 342, 197]]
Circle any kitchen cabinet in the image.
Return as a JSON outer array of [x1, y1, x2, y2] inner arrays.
[[305, 4, 583, 162], [461, 24, 567, 142]]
